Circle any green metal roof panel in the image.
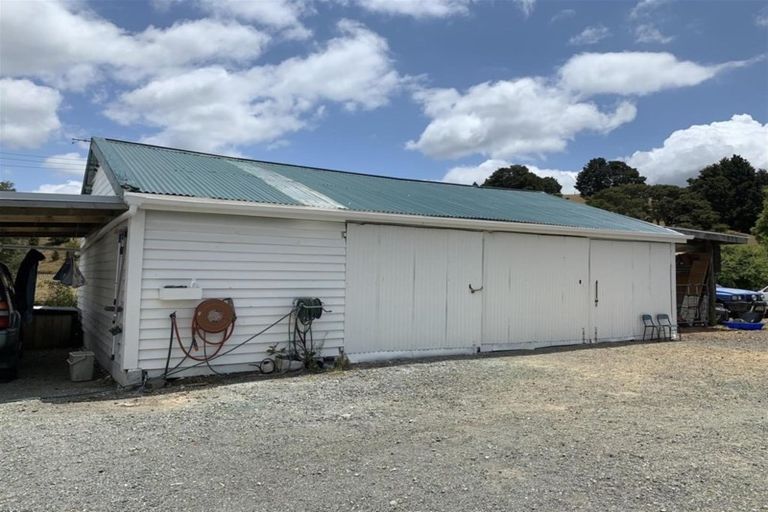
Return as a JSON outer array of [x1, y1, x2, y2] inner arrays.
[[91, 138, 677, 235], [94, 139, 300, 205]]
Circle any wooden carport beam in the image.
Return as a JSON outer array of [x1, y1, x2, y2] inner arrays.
[[0, 191, 127, 239], [0, 226, 103, 237], [706, 241, 717, 326]]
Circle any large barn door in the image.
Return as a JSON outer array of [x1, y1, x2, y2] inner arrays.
[[344, 224, 482, 358], [589, 240, 673, 342], [481, 233, 590, 350]]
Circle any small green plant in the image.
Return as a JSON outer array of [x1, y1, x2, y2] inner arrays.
[[42, 281, 78, 307], [333, 352, 351, 371], [266, 344, 287, 357]]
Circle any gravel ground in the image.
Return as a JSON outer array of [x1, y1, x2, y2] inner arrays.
[[1, 329, 767, 512]]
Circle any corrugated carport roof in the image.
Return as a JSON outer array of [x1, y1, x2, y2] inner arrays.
[[671, 227, 749, 245], [0, 192, 127, 237]]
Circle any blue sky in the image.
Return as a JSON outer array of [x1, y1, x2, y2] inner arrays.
[[1, 0, 766, 195]]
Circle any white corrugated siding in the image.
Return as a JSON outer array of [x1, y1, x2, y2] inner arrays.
[[481, 233, 590, 348], [78, 225, 124, 369], [138, 211, 346, 372], [345, 224, 482, 357], [346, 225, 674, 356], [91, 167, 115, 196], [589, 240, 673, 341]]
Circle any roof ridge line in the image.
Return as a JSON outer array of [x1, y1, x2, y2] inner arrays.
[[96, 137, 551, 195]]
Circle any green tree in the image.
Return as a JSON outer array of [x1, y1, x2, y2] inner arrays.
[[687, 155, 768, 233], [483, 165, 562, 195], [575, 158, 646, 197], [0, 181, 15, 191], [648, 185, 723, 231], [586, 183, 723, 231], [753, 189, 768, 244], [586, 183, 651, 220], [718, 245, 768, 291]]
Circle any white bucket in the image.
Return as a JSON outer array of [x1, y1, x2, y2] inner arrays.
[[67, 350, 95, 382]]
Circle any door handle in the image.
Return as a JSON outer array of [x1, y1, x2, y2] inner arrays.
[[594, 280, 599, 306], [469, 284, 483, 294]]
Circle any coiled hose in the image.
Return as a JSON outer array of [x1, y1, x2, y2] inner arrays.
[[163, 298, 324, 379], [163, 300, 295, 379], [164, 299, 236, 377], [176, 299, 236, 361]]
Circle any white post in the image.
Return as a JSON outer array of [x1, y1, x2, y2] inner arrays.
[[120, 208, 146, 371]]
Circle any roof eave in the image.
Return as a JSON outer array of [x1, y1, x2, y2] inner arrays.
[[123, 192, 689, 243]]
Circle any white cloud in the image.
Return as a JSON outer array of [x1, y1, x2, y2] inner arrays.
[[43, 153, 88, 176], [354, 0, 472, 17], [443, 159, 578, 193], [353, 0, 532, 18], [34, 180, 83, 194], [629, 0, 670, 20], [625, 114, 768, 185], [559, 52, 755, 96], [757, 11, 768, 28], [0, 79, 62, 148], [569, 25, 611, 45], [628, 1, 675, 47], [515, 0, 536, 17], [408, 78, 636, 160], [443, 159, 511, 185], [550, 9, 575, 23], [0, 0, 270, 90], [409, 50, 755, 163], [197, 0, 311, 38], [106, 20, 402, 153], [634, 23, 673, 43]]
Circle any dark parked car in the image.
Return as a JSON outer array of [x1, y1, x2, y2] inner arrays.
[[0, 262, 22, 380], [716, 285, 766, 321]]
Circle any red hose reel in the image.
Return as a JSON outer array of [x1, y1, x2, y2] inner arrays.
[[172, 298, 236, 361]]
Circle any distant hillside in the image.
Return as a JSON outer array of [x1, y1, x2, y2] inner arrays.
[[563, 194, 586, 204]]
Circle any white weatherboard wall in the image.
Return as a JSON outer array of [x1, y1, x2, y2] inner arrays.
[[345, 224, 482, 359], [91, 167, 115, 196], [137, 211, 346, 374], [78, 224, 125, 375]]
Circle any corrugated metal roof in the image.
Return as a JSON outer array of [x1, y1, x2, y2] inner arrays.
[[90, 138, 678, 235]]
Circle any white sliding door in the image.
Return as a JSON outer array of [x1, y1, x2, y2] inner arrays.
[[481, 233, 590, 349], [345, 224, 482, 357]]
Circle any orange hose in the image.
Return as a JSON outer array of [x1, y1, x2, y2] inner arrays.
[[173, 299, 236, 362]]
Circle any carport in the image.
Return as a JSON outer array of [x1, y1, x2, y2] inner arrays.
[[673, 227, 749, 326], [0, 192, 127, 238], [0, 191, 127, 387]]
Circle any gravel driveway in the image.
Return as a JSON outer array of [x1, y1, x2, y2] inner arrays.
[[1, 329, 767, 511]]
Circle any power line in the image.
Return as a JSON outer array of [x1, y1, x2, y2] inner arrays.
[[0, 163, 85, 171], [0, 159, 84, 168], [0, 151, 86, 161], [0, 159, 84, 167], [0, 155, 86, 164]]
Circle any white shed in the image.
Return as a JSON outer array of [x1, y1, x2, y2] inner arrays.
[[77, 138, 686, 385]]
